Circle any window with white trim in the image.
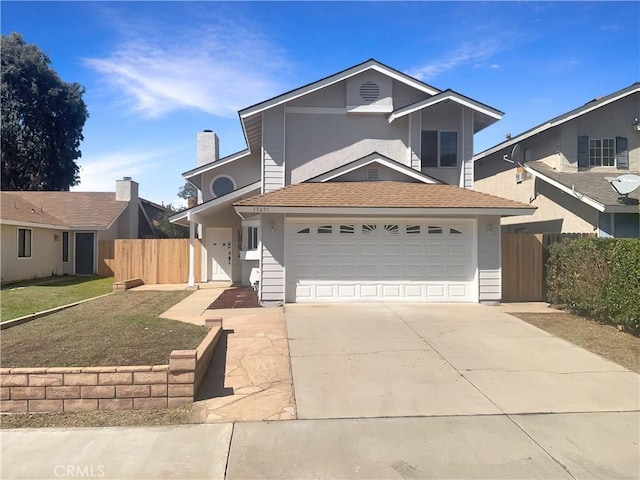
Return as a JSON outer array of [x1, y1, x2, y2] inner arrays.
[[421, 130, 458, 168], [18, 228, 32, 258], [589, 138, 615, 167], [210, 175, 236, 197], [247, 226, 259, 250]]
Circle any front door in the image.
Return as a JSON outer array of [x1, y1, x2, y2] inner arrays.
[[207, 228, 232, 281], [75, 232, 95, 275]]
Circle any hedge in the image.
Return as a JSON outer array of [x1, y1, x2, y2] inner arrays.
[[546, 237, 640, 332]]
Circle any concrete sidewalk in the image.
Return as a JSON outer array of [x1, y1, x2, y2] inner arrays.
[[2, 411, 638, 479]]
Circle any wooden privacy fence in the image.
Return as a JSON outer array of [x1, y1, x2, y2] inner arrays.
[[97, 241, 115, 277], [100, 239, 203, 284], [501, 232, 596, 302]]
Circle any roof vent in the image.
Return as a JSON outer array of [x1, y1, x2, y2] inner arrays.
[[367, 168, 380, 181], [359, 81, 380, 102]]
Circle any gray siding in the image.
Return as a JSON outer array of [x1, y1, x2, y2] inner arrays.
[[463, 109, 474, 188], [409, 112, 421, 170], [200, 153, 261, 202], [477, 215, 501, 302], [285, 113, 409, 184], [263, 106, 285, 193], [260, 213, 285, 303]]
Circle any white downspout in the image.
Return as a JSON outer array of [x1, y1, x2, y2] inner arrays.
[[188, 212, 195, 287]]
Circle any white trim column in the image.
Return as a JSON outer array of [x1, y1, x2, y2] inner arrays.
[[188, 212, 195, 287]]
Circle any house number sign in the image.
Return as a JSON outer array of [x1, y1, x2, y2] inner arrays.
[[252, 207, 270, 213]]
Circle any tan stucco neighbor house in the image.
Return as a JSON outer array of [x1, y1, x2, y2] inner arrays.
[[474, 83, 640, 237], [171, 59, 535, 304], [1, 178, 159, 283]]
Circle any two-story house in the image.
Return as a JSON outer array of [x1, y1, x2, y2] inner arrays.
[[171, 59, 534, 304], [474, 83, 639, 237]]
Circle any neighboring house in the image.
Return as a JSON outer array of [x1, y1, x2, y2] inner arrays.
[[474, 83, 640, 237], [1, 178, 159, 283], [171, 59, 534, 304]]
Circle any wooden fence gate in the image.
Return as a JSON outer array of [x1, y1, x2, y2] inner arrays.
[[501, 232, 596, 302], [99, 239, 203, 284]]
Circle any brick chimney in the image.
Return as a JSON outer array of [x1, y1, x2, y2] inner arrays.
[[197, 130, 219, 166]]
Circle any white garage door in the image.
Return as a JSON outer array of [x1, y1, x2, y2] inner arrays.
[[285, 219, 476, 302]]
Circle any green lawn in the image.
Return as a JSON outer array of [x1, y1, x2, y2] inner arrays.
[[1, 290, 208, 367], [1, 275, 114, 322]]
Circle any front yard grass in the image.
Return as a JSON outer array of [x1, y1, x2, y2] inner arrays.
[[0, 290, 208, 368], [1, 275, 114, 322]]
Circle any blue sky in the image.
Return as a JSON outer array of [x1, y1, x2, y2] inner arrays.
[[2, 1, 639, 205]]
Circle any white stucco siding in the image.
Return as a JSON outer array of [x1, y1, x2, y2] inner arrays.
[[263, 106, 285, 193], [476, 215, 501, 302], [286, 113, 409, 184], [260, 213, 285, 303], [1, 224, 65, 283]]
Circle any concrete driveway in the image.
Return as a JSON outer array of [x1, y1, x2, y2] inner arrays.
[[224, 303, 639, 479], [285, 303, 639, 419]]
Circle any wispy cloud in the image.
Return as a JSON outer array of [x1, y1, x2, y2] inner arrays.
[[72, 151, 159, 192], [407, 40, 504, 81], [84, 8, 291, 118]]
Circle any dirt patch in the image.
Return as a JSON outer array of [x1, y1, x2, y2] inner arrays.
[[509, 311, 640, 373], [0, 406, 194, 429], [208, 287, 260, 309]]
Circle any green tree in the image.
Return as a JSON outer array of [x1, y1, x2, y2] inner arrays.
[[154, 204, 190, 238], [1, 33, 88, 191], [177, 181, 198, 204]]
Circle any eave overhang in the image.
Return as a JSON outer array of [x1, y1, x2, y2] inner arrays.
[[388, 89, 503, 133], [170, 181, 261, 226], [234, 205, 536, 217]]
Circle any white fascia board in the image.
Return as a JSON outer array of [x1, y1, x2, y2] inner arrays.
[[389, 92, 503, 124], [473, 84, 640, 161], [235, 205, 536, 217], [170, 181, 261, 223], [523, 165, 606, 212], [240, 61, 440, 120], [183, 149, 251, 179], [312, 157, 438, 184], [1, 219, 68, 230]]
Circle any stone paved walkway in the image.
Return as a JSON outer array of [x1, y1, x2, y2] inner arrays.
[[189, 307, 296, 423]]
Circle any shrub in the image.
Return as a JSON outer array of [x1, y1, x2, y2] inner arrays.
[[547, 238, 640, 332]]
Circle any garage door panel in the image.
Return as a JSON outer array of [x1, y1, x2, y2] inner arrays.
[[286, 220, 475, 302]]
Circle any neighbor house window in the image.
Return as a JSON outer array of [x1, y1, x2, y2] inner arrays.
[[589, 138, 615, 167], [421, 131, 458, 168], [18, 228, 32, 258], [62, 231, 70, 262], [247, 226, 259, 250]]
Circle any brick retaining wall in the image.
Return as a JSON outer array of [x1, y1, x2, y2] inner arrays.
[[0, 317, 222, 414]]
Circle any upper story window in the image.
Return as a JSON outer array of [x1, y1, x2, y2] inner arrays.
[[210, 175, 236, 198], [18, 228, 32, 258], [421, 131, 458, 168], [590, 138, 615, 167]]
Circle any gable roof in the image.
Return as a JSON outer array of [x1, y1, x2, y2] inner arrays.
[[524, 162, 639, 213], [1, 191, 128, 229], [307, 152, 443, 184], [473, 82, 640, 161], [234, 182, 535, 216], [387, 89, 503, 133], [237, 58, 442, 157]]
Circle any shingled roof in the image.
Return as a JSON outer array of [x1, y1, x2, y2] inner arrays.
[[1, 191, 128, 228], [234, 182, 533, 210]]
